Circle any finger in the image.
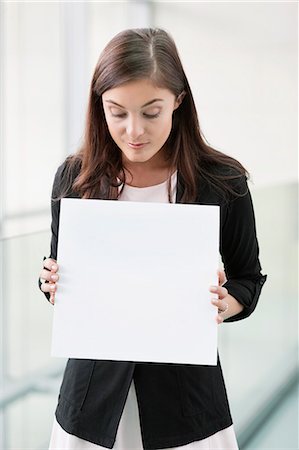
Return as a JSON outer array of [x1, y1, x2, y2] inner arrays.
[[49, 291, 55, 305], [216, 314, 224, 324], [40, 280, 57, 294], [209, 285, 228, 298], [40, 269, 59, 283], [217, 269, 227, 286], [211, 298, 228, 312], [43, 258, 59, 272], [211, 298, 219, 307], [40, 280, 56, 294]]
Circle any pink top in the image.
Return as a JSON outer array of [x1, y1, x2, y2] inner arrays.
[[118, 170, 178, 203]]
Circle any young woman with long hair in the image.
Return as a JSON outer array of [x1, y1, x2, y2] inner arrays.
[[39, 28, 267, 450]]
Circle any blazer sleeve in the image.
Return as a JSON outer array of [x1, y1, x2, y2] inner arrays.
[[220, 175, 267, 322], [38, 161, 66, 303]]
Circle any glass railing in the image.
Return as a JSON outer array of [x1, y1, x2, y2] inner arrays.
[[218, 181, 298, 446], [0, 182, 297, 449], [0, 230, 68, 449]]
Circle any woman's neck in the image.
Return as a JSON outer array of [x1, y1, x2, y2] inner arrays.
[[122, 149, 174, 188], [123, 167, 175, 188]]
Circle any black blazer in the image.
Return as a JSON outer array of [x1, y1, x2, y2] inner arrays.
[[39, 160, 267, 449]]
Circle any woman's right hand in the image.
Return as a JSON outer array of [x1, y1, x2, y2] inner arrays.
[[39, 258, 59, 305]]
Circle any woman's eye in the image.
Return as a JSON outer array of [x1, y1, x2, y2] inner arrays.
[[111, 112, 160, 119], [144, 113, 160, 119], [111, 113, 126, 118]]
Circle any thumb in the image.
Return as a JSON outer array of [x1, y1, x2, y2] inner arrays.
[[217, 269, 227, 286]]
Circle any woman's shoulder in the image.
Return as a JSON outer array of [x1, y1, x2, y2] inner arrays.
[[55, 155, 81, 179], [195, 160, 249, 206], [52, 155, 82, 197]]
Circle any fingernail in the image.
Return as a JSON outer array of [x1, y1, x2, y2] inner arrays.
[[210, 286, 217, 292], [51, 275, 58, 280], [51, 265, 57, 271], [50, 285, 55, 290]]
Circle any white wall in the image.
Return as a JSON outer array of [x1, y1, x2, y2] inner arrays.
[[154, 2, 297, 188], [3, 2, 65, 216]]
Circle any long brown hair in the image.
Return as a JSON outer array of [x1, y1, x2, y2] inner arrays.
[[53, 27, 249, 204]]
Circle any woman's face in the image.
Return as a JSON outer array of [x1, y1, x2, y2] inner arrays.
[[102, 78, 184, 168]]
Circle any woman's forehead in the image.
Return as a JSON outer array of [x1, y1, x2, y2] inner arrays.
[[102, 79, 172, 102]]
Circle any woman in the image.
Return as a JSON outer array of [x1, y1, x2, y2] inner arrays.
[[39, 28, 267, 450]]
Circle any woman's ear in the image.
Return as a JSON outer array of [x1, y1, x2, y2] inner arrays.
[[174, 90, 186, 110]]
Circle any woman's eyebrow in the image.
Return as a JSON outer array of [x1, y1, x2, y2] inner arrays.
[[105, 98, 164, 108]]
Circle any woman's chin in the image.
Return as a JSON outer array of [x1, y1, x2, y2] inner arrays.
[[122, 151, 154, 164]]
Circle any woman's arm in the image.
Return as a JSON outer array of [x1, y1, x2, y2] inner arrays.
[[218, 175, 267, 322], [38, 162, 66, 302]]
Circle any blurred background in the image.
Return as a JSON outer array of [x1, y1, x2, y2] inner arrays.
[[0, 1, 297, 449]]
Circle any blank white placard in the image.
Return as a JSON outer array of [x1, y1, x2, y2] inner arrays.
[[51, 198, 220, 365]]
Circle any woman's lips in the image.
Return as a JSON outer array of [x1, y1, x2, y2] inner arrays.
[[128, 142, 149, 149]]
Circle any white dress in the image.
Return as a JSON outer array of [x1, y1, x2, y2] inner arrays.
[[49, 170, 239, 450]]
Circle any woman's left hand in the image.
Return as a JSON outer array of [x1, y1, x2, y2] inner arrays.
[[210, 269, 229, 325]]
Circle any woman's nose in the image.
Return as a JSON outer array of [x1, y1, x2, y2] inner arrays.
[[126, 116, 145, 140]]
